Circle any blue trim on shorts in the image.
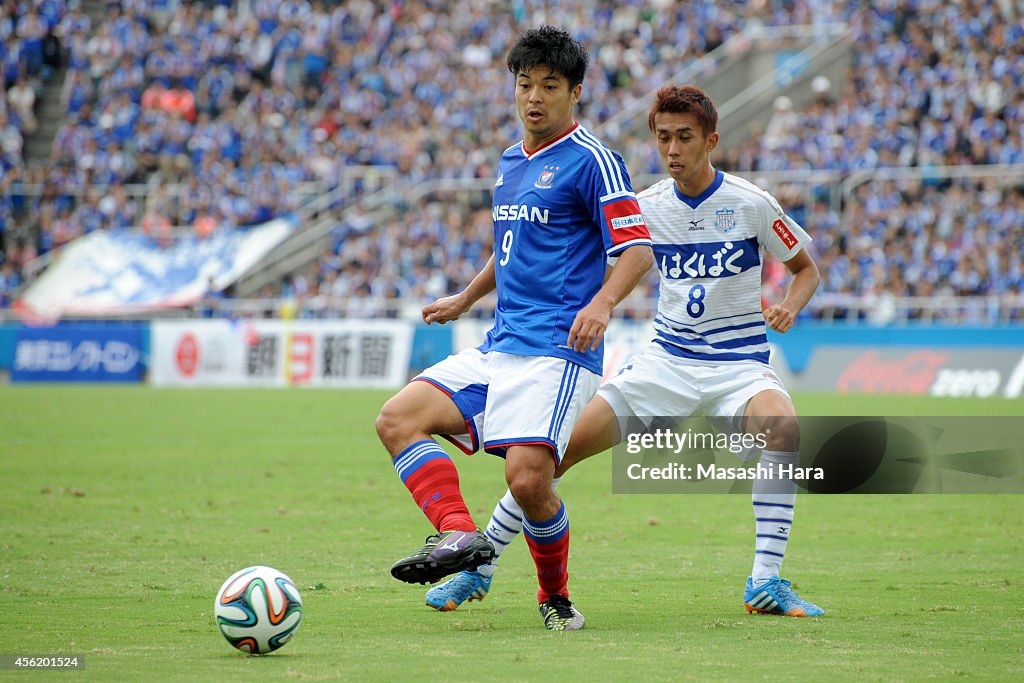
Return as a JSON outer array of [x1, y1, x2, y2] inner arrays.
[[451, 383, 487, 423], [546, 361, 572, 440], [411, 376, 487, 425], [484, 437, 558, 461], [548, 363, 580, 447], [438, 432, 476, 455], [412, 376, 454, 395], [413, 377, 487, 454]]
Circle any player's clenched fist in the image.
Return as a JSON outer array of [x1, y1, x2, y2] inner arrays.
[[422, 293, 469, 325], [763, 303, 795, 333]]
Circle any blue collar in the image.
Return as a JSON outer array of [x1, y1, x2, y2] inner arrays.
[[673, 169, 723, 209]]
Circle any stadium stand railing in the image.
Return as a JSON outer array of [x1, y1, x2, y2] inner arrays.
[[231, 164, 399, 297], [712, 24, 852, 151], [600, 23, 852, 170], [841, 163, 1024, 209]]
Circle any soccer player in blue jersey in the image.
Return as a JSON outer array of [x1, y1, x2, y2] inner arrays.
[[376, 26, 654, 631], [427, 85, 826, 618]]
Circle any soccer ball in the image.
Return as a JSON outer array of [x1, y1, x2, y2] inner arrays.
[[214, 566, 303, 655]]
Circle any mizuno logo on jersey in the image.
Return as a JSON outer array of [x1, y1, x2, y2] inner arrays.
[[493, 204, 550, 223], [654, 237, 760, 280]]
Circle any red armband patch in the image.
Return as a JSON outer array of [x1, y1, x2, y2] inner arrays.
[[603, 199, 650, 245], [772, 219, 798, 249]]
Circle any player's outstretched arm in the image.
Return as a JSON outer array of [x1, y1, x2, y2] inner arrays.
[[763, 249, 819, 333], [422, 255, 497, 325], [567, 244, 654, 352]]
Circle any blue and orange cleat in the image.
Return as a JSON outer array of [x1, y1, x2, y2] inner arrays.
[[744, 576, 824, 617], [425, 569, 492, 611]]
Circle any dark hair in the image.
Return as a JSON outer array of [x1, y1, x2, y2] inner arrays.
[[506, 26, 589, 89], [648, 85, 718, 137]]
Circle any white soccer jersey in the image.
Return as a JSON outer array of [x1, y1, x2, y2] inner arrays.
[[637, 170, 811, 364]]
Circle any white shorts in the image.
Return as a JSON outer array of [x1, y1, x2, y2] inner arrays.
[[599, 342, 790, 427], [415, 348, 600, 464]]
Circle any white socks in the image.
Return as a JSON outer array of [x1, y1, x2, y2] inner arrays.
[[751, 450, 798, 584]]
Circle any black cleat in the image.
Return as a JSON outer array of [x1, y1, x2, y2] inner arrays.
[[539, 594, 585, 631], [390, 529, 495, 585]]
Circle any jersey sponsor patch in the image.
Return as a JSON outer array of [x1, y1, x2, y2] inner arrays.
[[493, 203, 550, 223], [603, 198, 650, 248], [611, 214, 645, 230], [603, 198, 646, 229], [653, 237, 760, 279], [772, 219, 798, 249]]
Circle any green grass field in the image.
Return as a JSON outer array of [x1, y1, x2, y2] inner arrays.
[[2, 387, 1022, 682]]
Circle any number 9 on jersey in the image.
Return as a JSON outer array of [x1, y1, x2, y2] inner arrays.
[[499, 229, 514, 266]]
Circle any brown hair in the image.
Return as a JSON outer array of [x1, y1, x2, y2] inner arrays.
[[648, 85, 718, 137]]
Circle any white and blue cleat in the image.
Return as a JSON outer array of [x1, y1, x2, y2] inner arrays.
[[744, 576, 824, 617], [425, 570, 492, 612]]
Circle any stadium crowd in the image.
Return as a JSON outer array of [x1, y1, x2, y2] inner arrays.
[[720, 0, 1024, 321], [2, 0, 809, 306], [1, 0, 1022, 321]]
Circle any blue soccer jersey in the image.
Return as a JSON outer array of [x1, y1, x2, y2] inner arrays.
[[480, 123, 652, 375]]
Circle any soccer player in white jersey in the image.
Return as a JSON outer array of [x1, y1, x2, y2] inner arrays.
[[376, 26, 654, 631], [427, 84, 825, 618]]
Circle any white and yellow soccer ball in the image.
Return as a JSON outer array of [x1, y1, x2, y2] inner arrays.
[[214, 566, 303, 655]]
